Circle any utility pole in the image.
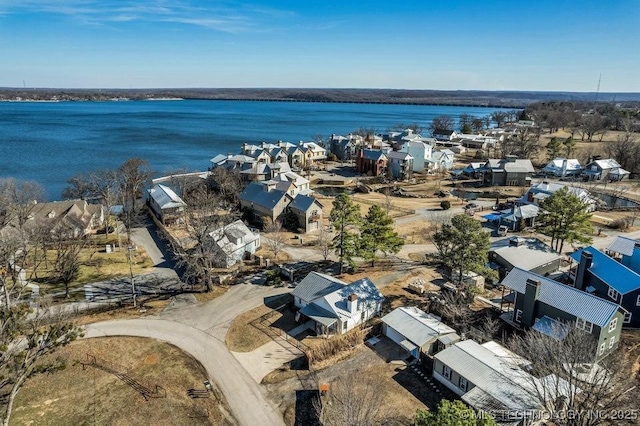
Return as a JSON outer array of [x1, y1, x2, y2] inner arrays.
[[127, 245, 137, 307]]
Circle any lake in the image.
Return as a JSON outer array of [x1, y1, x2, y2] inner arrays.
[[0, 100, 507, 199]]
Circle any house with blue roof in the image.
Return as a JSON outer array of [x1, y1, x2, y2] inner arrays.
[[606, 236, 640, 274], [570, 247, 640, 328], [501, 267, 624, 360]]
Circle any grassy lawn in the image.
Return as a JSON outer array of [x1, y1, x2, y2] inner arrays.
[[12, 337, 235, 426], [30, 235, 154, 294], [225, 294, 294, 353]]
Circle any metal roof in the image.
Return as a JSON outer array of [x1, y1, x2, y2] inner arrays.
[[291, 272, 346, 303], [361, 149, 386, 161], [300, 304, 337, 327], [315, 277, 384, 321], [289, 194, 321, 213], [570, 247, 640, 294], [501, 267, 620, 326], [238, 182, 290, 211], [381, 307, 457, 348], [434, 340, 540, 412], [532, 316, 570, 341], [490, 237, 560, 271], [148, 184, 186, 210], [208, 220, 259, 256], [607, 236, 638, 257]]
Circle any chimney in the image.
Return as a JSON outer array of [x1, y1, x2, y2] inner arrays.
[[347, 293, 358, 315], [561, 159, 568, 177], [227, 153, 233, 159], [527, 191, 534, 202], [574, 250, 593, 291], [522, 278, 540, 326]]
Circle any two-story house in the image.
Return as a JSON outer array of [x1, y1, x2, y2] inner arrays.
[[482, 156, 535, 186], [582, 158, 630, 181], [385, 151, 414, 180], [147, 184, 187, 225], [542, 158, 582, 177], [432, 128, 457, 142], [207, 220, 261, 268], [355, 149, 388, 176], [570, 247, 640, 328], [398, 140, 433, 172], [502, 267, 624, 360]]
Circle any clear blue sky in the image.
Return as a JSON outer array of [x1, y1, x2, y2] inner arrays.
[[1, 0, 638, 91]]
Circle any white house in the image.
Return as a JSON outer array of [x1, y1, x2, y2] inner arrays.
[[543, 158, 582, 177], [148, 184, 187, 225], [292, 272, 384, 336], [381, 307, 459, 359], [399, 140, 433, 172], [207, 220, 260, 268]]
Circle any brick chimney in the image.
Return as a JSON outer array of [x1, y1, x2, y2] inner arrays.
[[347, 293, 358, 315]]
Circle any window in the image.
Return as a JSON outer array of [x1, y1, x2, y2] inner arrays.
[[576, 318, 594, 333], [609, 318, 618, 333], [609, 336, 616, 349], [515, 309, 523, 323], [599, 342, 606, 356], [608, 287, 620, 301], [636, 295, 640, 306], [459, 377, 468, 392], [443, 365, 452, 380], [624, 312, 632, 323]]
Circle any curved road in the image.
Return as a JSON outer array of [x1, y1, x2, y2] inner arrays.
[[84, 282, 289, 426]]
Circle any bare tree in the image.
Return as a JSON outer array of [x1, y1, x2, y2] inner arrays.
[[263, 218, 286, 260], [207, 167, 243, 205], [315, 226, 333, 261], [50, 227, 86, 298], [118, 158, 153, 244], [429, 115, 455, 133], [382, 187, 394, 215], [0, 179, 45, 230], [316, 370, 393, 426], [508, 323, 634, 426], [88, 169, 121, 236]]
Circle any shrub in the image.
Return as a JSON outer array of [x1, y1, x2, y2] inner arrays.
[[607, 218, 630, 230], [440, 200, 451, 210], [306, 327, 366, 365]]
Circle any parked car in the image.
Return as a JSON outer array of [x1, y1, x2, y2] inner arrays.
[[464, 203, 479, 210], [497, 225, 508, 236]]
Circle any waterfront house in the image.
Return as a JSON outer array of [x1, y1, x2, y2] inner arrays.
[[329, 134, 359, 161], [482, 156, 535, 186], [582, 158, 630, 181], [569, 247, 640, 328], [542, 158, 582, 177], [432, 128, 457, 142], [148, 184, 186, 225], [502, 267, 624, 360], [299, 141, 327, 165], [381, 307, 459, 360], [355, 148, 388, 176], [433, 339, 569, 424], [207, 220, 260, 268], [293, 272, 384, 336], [239, 162, 292, 182], [429, 149, 455, 170], [210, 154, 256, 171]]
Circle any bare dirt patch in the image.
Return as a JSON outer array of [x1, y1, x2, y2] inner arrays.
[[12, 337, 235, 426], [225, 293, 294, 352], [380, 267, 443, 310]]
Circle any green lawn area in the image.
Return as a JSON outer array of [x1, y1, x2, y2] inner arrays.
[[30, 234, 154, 294]]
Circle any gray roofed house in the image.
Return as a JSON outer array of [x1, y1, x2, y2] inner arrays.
[[582, 158, 630, 181], [381, 307, 459, 359], [148, 184, 186, 225], [433, 339, 570, 424], [294, 272, 384, 336], [607, 235, 638, 257], [287, 194, 323, 232], [483, 157, 535, 186], [501, 267, 623, 360], [489, 237, 561, 280], [498, 204, 540, 231], [238, 182, 292, 225], [385, 151, 414, 180], [207, 220, 260, 268]]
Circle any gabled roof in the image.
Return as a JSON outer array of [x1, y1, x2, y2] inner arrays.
[[589, 158, 621, 170], [360, 149, 387, 161], [238, 182, 290, 210], [208, 220, 259, 256], [607, 236, 639, 257], [291, 272, 346, 303], [543, 158, 582, 171], [500, 204, 540, 221], [315, 277, 384, 321], [433, 128, 455, 135], [289, 194, 322, 213], [502, 267, 620, 327], [148, 184, 186, 210], [381, 307, 457, 348], [435, 340, 539, 413], [490, 237, 560, 271], [502, 159, 535, 173], [385, 151, 413, 160], [570, 247, 640, 294]]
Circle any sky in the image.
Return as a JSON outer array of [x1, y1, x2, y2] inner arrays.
[[0, 0, 639, 91]]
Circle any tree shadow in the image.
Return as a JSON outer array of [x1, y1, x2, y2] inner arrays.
[[294, 390, 321, 426]]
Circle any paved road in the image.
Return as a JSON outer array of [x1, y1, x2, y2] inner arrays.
[[85, 282, 290, 426]]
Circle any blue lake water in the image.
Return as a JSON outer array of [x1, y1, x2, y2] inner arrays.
[[0, 100, 507, 199]]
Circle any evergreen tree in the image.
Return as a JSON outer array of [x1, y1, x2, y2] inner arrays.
[[563, 136, 576, 157], [415, 400, 496, 426], [538, 187, 593, 253], [329, 194, 362, 274], [359, 205, 404, 266], [546, 137, 562, 160], [432, 215, 490, 284]]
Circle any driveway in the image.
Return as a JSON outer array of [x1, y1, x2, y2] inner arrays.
[[233, 339, 303, 383], [84, 282, 290, 426]]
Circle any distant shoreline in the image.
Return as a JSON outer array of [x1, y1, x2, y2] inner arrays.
[[1, 88, 639, 107]]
